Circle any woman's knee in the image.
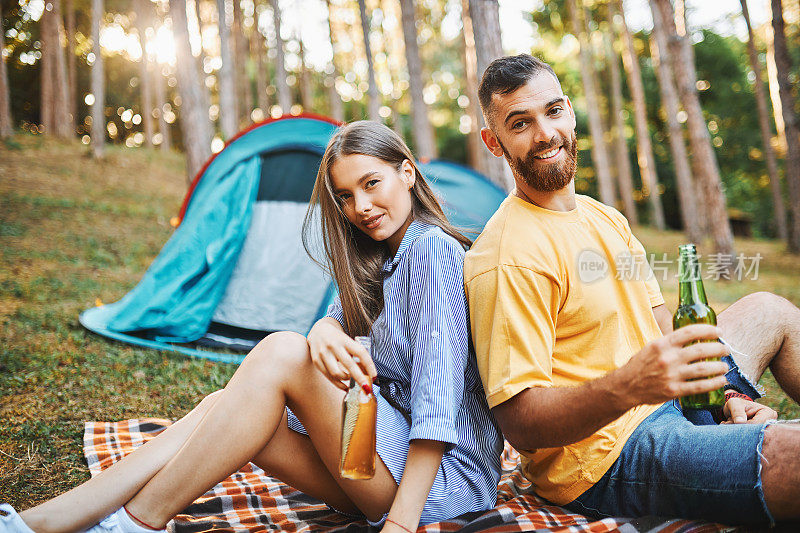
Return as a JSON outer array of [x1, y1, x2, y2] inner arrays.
[[197, 389, 223, 410], [174, 390, 223, 427], [240, 331, 312, 379]]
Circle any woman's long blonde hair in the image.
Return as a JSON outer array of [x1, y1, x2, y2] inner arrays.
[[302, 121, 470, 337]]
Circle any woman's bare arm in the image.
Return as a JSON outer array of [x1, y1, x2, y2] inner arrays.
[[382, 439, 445, 532]]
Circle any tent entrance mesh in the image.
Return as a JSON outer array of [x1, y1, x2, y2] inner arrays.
[[204, 148, 332, 351]]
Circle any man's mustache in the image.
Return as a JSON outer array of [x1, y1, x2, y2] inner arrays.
[[526, 137, 565, 158]]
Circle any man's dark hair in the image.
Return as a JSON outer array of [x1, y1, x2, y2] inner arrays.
[[478, 54, 559, 124]]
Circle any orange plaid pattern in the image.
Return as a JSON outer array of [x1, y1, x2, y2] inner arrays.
[[83, 419, 725, 533]]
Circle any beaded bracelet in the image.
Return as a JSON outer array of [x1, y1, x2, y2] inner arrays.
[[724, 390, 753, 402]]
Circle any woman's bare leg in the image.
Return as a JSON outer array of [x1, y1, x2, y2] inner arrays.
[[251, 411, 363, 514], [125, 331, 398, 528], [19, 390, 225, 533]]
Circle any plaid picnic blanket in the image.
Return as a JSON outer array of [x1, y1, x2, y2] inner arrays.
[[83, 419, 730, 533]]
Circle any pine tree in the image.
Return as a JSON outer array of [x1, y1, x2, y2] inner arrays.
[[461, 0, 482, 173], [398, 0, 436, 160], [467, 0, 511, 190], [740, 0, 787, 241], [357, 0, 380, 121], [566, 0, 616, 206], [0, 2, 13, 138], [269, 0, 292, 113], [648, 1, 701, 242], [769, 0, 800, 252], [136, 0, 155, 146], [325, 0, 344, 122], [154, 63, 172, 151], [613, 0, 666, 228], [90, 0, 105, 157], [65, 0, 77, 131], [603, 11, 637, 224], [217, 0, 238, 139], [170, 0, 213, 181], [652, 0, 735, 262]]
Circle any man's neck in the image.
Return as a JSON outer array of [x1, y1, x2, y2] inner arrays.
[[514, 180, 577, 212]]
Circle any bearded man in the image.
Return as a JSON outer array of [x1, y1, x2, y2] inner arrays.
[[464, 54, 800, 525]]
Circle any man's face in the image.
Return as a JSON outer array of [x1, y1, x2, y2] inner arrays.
[[481, 72, 578, 192]]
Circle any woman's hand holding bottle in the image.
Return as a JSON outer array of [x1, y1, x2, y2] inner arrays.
[[307, 318, 376, 392]]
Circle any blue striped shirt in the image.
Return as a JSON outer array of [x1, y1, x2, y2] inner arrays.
[[325, 220, 503, 516]]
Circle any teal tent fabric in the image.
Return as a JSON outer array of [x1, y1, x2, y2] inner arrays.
[[80, 117, 339, 351], [420, 160, 507, 236], [82, 156, 261, 343]]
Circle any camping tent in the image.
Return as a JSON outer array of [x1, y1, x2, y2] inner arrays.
[[79, 114, 507, 363]]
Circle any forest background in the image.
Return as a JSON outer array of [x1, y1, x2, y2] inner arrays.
[[2, 0, 800, 508], [2, 0, 800, 244]]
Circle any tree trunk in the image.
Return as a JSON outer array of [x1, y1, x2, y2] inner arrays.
[[232, 0, 251, 123], [136, 0, 154, 147], [0, 2, 13, 137], [399, 0, 437, 160], [270, 0, 292, 113], [252, 15, 269, 116], [65, 0, 77, 131], [90, 0, 104, 157], [614, 0, 666, 229], [357, 0, 380, 121], [217, 0, 237, 138], [566, 0, 616, 206], [170, 0, 213, 181], [741, 0, 788, 241], [41, 1, 54, 134], [652, 0, 735, 262], [764, 14, 785, 156], [325, 0, 344, 122], [648, 4, 701, 243], [52, 0, 71, 137], [195, 0, 214, 132], [467, 0, 510, 189], [673, 0, 708, 236], [298, 34, 313, 111], [461, 0, 482, 173], [770, 0, 800, 252], [40, 0, 71, 137], [378, 0, 402, 135], [154, 63, 171, 151], [55, 3, 70, 136], [603, 17, 637, 225]]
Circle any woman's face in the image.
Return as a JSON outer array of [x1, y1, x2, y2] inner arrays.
[[329, 153, 415, 254]]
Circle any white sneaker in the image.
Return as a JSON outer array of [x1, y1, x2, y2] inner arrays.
[[83, 508, 165, 533], [83, 511, 125, 533], [0, 505, 35, 533]]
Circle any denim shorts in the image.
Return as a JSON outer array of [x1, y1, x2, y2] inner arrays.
[[564, 354, 775, 526]]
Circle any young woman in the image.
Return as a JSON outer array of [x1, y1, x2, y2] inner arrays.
[[1, 121, 503, 533]]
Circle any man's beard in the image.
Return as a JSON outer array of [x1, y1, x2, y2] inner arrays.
[[500, 131, 578, 192]]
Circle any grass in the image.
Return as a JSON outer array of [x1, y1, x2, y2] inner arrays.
[[633, 225, 800, 419], [0, 135, 238, 507], [1, 134, 799, 510]]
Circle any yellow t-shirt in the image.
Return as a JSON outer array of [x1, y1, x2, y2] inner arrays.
[[464, 194, 665, 505]]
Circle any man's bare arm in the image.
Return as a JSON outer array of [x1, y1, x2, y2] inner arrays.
[[493, 324, 730, 451], [652, 304, 673, 336], [493, 370, 633, 450]]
